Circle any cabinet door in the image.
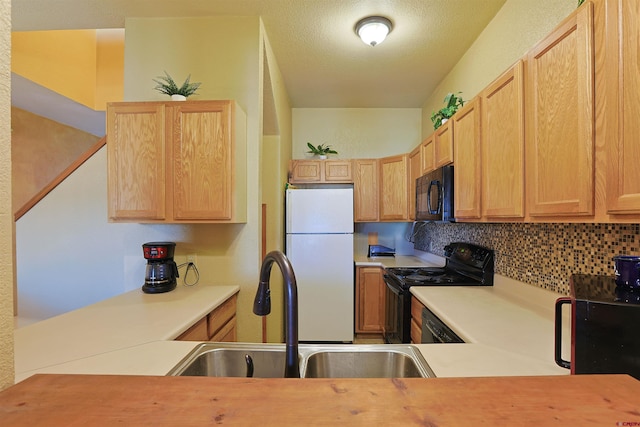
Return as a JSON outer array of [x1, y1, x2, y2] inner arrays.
[[408, 145, 423, 221], [354, 159, 379, 222], [172, 101, 233, 220], [421, 135, 435, 174], [355, 267, 385, 334], [379, 154, 409, 221], [526, 3, 594, 217], [606, 0, 640, 213], [410, 297, 426, 344], [324, 160, 353, 183], [107, 103, 167, 221], [481, 61, 525, 218], [289, 160, 322, 183], [434, 120, 454, 167], [453, 97, 482, 220]]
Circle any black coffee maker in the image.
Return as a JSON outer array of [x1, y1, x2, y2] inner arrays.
[[142, 242, 179, 294]]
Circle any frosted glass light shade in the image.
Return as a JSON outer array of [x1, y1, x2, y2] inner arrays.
[[355, 16, 393, 47]]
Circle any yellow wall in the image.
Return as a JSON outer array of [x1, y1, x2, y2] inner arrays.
[[421, 0, 576, 137], [124, 16, 264, 342], [12, 29, 124, 111], [0, 0, 15, 390], [292, 108, 422, 158], [261, 25, 293, 343], [95, 29, 125, 109], [12, 30, 97, 109]]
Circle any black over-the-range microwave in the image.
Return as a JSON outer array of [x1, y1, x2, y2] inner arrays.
[[415, 165, 454, 222]]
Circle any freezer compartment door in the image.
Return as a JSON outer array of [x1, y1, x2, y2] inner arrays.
[[286, 233, 354, 342], [286, 188, 354, 234]]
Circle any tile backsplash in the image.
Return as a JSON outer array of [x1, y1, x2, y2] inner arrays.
[[413, 222, 640, 295]]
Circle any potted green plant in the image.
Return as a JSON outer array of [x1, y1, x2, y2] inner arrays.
[[430, 92, 465, 130], [153, 71, 202, 100], [306, 142, 338, 159]]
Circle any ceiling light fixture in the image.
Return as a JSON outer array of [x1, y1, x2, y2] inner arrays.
[[355, 16, 393, 47]]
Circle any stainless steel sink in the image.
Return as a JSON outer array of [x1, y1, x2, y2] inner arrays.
[[168, 345, 288, 378], [303, 349, 425, 378], [167, 343, 435, 378]]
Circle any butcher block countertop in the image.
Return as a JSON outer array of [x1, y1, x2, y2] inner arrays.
[[1, 374, 639, 426]]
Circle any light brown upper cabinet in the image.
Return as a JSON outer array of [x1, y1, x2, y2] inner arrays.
[[354, 159, 379, 222], [434, 120, 454, 168], [288, 159, 353, 184], [452, 97, 482, 220], [526, 3, 595, 217], [379, 154, 409, 221], [107, 100, 247, 223], [605, 0, 640, 214], [421, 134, 435, 175], [408, 145, 423, 221], [481, 60, 525, 219]]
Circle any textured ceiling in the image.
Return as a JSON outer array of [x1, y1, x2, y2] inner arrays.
[[12, 0, 507, 108]]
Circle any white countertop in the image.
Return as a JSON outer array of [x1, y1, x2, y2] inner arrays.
[[354, 253, 444, 268], [411, 274, 570, 377], [14, 284, 239, 382], [14, 256, 571, 381]]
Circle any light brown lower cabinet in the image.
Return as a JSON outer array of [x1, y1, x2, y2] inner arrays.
[[410, 296, 426, 344], [176, 294, 237, 342], [355, 267, 386, 334]]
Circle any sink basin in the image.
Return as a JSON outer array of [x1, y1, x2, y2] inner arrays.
[[167, 343, 435, 378], [167, 344, 289, 378], [303, 350, 425, 378]]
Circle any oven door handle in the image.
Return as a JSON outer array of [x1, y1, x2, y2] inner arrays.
[[384, 277, 402, 296], [554, 297, 571, 370]]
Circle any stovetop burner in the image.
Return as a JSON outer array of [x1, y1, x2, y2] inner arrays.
[[384, 243, 495, 288]]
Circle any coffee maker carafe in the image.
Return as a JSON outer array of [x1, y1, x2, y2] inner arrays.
[[142, 242, 179, 294]]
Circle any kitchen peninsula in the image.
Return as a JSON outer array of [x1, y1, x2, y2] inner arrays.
[[5, 269, 640, 424]]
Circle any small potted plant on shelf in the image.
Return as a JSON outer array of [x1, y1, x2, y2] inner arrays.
[[430, 92, 465, 130], [153, 71, 202, 101], [306, 142, 338, 159]]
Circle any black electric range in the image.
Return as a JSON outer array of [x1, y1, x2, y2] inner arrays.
[[383, 242, 495, 344]]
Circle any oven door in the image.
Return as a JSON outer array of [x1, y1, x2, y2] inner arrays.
[[383, 275, 410, 344]]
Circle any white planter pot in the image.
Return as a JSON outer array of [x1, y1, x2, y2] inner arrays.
[[171, 94, 187, 101], [441, 118, 448, 125], [318, 155, 328, 160]]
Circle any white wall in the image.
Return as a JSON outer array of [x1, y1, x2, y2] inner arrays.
[[16, 148, 196, 320], [292, 108, 422, 159], [292, 108, 423, 259]]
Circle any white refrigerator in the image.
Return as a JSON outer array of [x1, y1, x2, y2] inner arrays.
[[286, 187, 354, 342]]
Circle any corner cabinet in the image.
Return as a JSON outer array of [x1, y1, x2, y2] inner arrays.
[[355, 267, 385, 334], [107, 100, 247, 223], [526, 3, 595, 217]]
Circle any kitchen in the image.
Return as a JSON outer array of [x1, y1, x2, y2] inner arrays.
[[2, 0, 640, 422]]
